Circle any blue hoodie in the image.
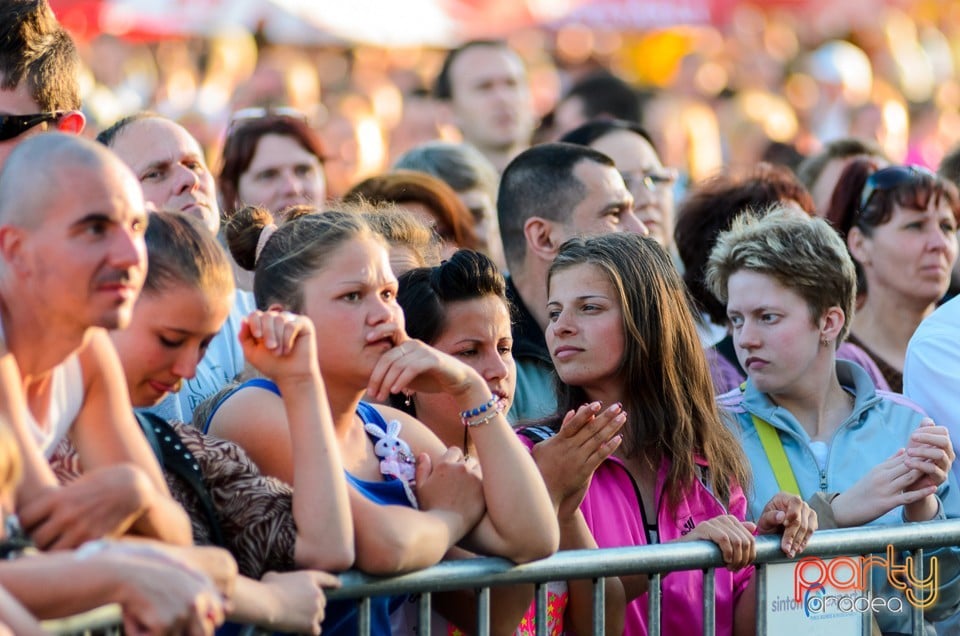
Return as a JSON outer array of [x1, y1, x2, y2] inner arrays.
[[720, 360, 960, 634]]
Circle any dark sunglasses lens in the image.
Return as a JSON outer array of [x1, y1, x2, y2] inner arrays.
[[861, 166, 929, 211], [0, 118, 24, 142], [869, 166, 914, 189], [0, 114, 56, 142]]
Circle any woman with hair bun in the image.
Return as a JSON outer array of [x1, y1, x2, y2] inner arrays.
[[207, 208, 558, 635]]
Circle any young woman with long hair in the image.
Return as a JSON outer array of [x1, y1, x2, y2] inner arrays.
[[543, 232, 815, 635], [392, 249, 624, 634]]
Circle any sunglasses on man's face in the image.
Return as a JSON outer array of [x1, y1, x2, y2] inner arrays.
[[859, 165, 937, 213], [0, 112, 65, 142]]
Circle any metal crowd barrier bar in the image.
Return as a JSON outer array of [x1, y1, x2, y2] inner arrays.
[[41, 519, 960, 635], [43, 603, 122, 636], [326, 518, 960, 635]]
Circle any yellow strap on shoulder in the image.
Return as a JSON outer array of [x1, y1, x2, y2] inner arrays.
[[752, 413, 801, 497]]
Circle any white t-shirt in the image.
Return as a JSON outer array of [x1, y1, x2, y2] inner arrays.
[[808, 440, 829, 472], [904, 295, 960, 482]]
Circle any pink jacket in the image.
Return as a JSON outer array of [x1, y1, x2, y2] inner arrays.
[[579, 455, 754, 636]]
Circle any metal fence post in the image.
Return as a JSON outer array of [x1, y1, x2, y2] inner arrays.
[[648, 572, 662, 636], [592, 577, 606, 635], [702, 568, 716, 636]]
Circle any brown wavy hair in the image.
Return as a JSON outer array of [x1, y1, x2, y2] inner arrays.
[[218, 115, 326, 217], [344, 170, 478, 251], [674, 162, 815, 326]]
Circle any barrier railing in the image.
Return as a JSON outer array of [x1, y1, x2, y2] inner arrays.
[[43, 604, 122, 636], [44, 518, 960, 635], [325, 518, 960, 636]]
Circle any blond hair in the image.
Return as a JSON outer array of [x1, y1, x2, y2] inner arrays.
[[706, 207, 856, 342]]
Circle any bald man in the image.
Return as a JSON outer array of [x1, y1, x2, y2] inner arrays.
[[0, 133, 192, 549], [99, 113, 252, 423], [97, 113, 220, 234]]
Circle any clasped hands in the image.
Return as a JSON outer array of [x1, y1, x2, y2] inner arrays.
[[832, 418, 954, 526]]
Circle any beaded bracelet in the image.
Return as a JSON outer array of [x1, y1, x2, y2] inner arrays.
[[460, 396, 505, 427], [459, 396, 499, 421]]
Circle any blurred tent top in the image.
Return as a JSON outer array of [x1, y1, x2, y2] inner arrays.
[[49, 0, 345, 44], [48, 0, 885, 46]]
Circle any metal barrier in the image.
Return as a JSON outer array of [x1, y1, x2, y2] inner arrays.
[[326, 518, 960, 636], [43, 518, 960, 635], [43, 604, 122, 636]]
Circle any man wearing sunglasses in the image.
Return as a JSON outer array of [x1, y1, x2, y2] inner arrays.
[[0, 0, 85, 171]]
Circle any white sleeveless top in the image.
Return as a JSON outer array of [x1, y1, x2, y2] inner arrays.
[[0, 321, 85, 458]]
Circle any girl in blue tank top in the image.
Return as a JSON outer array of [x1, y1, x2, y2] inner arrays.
[[207, 208, 559, 634]]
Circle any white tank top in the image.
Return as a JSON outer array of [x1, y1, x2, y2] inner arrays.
[[0, 321, 85, 458]]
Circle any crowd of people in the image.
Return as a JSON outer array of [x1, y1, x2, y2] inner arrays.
[[2, 0, 960, 634]]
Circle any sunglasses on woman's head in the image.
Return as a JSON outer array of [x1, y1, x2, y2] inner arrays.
[[0, 112, 65, 142], [859, 165, 937, 213]]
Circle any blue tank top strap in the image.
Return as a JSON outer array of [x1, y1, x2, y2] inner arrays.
[[347, 401, 413, 508], [325, 400, 412, 635], [356, 400, 388, 436], [201, 378, 281, 434], [244, 377, 282, 395]]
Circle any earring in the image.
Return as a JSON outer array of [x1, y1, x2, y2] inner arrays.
[[404, 393, 412, 407], [820, 338, 830, 348]]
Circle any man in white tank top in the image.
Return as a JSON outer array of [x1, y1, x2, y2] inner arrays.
[[0, 6, 231, 632], [0, 133, 193, 549]]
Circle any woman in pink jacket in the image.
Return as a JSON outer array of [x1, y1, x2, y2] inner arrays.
[[540, 232, 818, 635]]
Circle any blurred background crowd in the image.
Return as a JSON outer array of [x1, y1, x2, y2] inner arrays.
[[47, 0, 960, 197]]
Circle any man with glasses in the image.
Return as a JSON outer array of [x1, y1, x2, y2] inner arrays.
[[560, 119, 679, 252], [497, 142, 647, 421], [0, 0, 85, 170]]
